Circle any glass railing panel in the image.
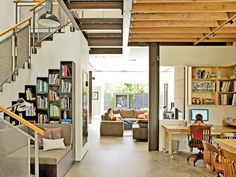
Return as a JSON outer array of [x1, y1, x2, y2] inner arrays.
[[0, 36, 12, 87], [0, 118, 30, 177]]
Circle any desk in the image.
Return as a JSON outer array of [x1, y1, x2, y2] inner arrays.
[[162, 125, 236, 157], [215, 139, 236, 152]]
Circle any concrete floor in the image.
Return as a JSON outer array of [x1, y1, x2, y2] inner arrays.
[[65, 120, 216, 177]]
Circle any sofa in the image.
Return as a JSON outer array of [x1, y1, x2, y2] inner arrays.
[[100, 109, 148, 136], [21, 124, 73, 177], [133, 120, 149, 141]]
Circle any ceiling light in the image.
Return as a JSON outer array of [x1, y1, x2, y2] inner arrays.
[[38, 0, 60, 28]]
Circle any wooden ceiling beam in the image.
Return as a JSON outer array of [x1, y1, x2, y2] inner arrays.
[[129, 33, 236, 39], [134, 0, 236, 2], [131, 20, 236, 27], [130, 27, 212, 33], [129, 38, 236, 42], [81, 24, 122, 30], [131, 12, 236, 21], [70, 1, 122, 10], [132, 2, 236, 13]]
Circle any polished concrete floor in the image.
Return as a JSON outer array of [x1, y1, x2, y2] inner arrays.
[[65, 120, 215, 177]]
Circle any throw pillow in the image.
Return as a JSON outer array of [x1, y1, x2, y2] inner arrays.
[[45, 127, 62, 139], [137, 114, 145, 119], [43, 138, 66, 151], [38, 129, 52, 149], [114, 113, 121, 118]]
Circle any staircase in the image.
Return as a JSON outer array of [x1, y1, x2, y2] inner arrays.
[[0, 0, 69, 92]]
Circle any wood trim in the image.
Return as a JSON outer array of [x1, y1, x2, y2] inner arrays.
[[29, 0, 46, 12], [0, 17, 32, 37], [0, 105, 44, 136]]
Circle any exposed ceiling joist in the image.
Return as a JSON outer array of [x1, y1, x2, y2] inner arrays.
[[90, 48, 122, 54], [88, 38, 122, 46], [130, 27, 236, 33], [87, 33, 122, 38], [132, 2, 236, 13], [131, 13, 236, 21]]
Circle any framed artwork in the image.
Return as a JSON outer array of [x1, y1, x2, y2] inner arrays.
[[114, 94, 129, 109], [93, 92, 99, 100]]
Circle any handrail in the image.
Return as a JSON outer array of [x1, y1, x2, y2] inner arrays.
[[0, 17, 32, 37], [29, 0, 46, 12], [0, 105, 44, 135], [33, 22, 71, 46], [14, 0, 43, 3]]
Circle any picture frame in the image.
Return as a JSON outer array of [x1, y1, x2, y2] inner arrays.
[[93, 91, 99, 100]]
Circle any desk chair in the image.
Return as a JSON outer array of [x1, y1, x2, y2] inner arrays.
[[220, 148, 236, 177], [187, 125, 211, 166], [220, 132, 236, 139], [202, 141, 223, 177]]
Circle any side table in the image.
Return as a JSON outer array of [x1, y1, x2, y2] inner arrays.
[[132, 123, 148, 141]]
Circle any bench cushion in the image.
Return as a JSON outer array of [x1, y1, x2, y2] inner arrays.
[[31, 146, 71, 165]]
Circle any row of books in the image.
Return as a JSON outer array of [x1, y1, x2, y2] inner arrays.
[[25, 103, 36, 116], [61, 97, 72, 109], [192, 82, 216, 92], [61, 80, 72, 93], [37, 96, 48, 109], [49, 90, 60, 101], [37, 80, 48, 93], [219, 81, 236, 92], [26, 88, 35, 101], [49, 104, 60, 117], [38, 113, 48, 124], [61, 65, 71, 77], [219, 94, 236, 105], [192, 69, 216, 79], [49, 74, 60, 85]]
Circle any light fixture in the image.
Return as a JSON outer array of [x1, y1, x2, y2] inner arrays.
[[16, 98, 31, 112], [38, 0, 60, 28]]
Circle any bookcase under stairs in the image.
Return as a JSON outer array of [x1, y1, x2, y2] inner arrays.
[[189, 64, 236, 106], [4, 61, 75, 125]]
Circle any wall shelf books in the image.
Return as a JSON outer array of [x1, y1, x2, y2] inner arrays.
[[189, 65, 236, 106]]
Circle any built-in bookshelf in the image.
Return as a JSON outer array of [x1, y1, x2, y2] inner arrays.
[[189, 65, 236, 106], [60, 61, 75, 124], [48, 69, 61, 123], [4, 61, 75, 125], [36, 77, 49, 123]]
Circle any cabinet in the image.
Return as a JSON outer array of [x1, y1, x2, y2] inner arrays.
[[189, 65, 236, 106]]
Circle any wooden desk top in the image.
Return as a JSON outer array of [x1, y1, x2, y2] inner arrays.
[[162, 125, 236, 135], [215, 139, 236, 152]]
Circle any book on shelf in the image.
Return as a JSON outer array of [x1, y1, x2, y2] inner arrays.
[[61, 80, 72, 93], [49, 74, 60, 85], [220, 94, 234, 105], [26, 88, 35, 101], [220, 81, 234, 92], [61, 97, 71, 109], [37, 80, 48, 93], [232, 94, 236, 106], [49, 120, 60, 124], [49, 104, 60, 117], [61, 65, 71, 77], [38, 113, 48, 123], [49, 90, 60, 101], [193, 69, 215, 79], [37, 96, 48, 109], [25, 103, 36, 116], [192, 81, 215, 92], [62, 118, 72, 124]]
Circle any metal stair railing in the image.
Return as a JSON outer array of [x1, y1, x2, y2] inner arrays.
[[0, 104, 44, 177]]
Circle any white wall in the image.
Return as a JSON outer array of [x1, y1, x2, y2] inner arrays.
[[0, 0, 15, 40], [160, 45, 236, 66], [0, 26, 89, 161]]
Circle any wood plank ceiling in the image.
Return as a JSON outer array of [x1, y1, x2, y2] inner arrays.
[[63, 0, 123, 54], [129, 0, 236, 45]]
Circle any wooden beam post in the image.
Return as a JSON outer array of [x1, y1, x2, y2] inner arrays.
[[149, 42, 160, 151]]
